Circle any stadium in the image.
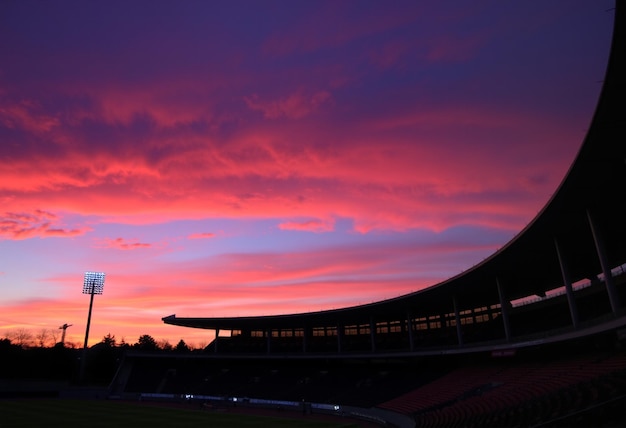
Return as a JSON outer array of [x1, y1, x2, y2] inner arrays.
[[106, 3, 626, 427]]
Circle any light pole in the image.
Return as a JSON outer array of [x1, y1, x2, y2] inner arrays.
[[80, 271, 105, 383], [59, 323, 72, 346]]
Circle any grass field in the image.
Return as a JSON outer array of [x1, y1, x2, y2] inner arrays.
[[0, 399, 367, 428]]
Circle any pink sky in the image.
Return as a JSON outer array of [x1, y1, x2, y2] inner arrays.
[[0, 1, 616, 348]]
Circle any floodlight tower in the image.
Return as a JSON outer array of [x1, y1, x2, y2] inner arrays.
[[80, 271, 105, 382]]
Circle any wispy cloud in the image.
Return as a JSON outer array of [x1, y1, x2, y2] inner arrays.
[[244, 90, 331, 119], [0, 99, 60, 133], [96, 237, 153, 250], [0, 210, 91, 240], [278, 218, 335, 233], [188, 232, 216, 240]]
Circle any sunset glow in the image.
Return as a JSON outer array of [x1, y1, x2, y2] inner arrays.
[[0, 1, 615, 347]]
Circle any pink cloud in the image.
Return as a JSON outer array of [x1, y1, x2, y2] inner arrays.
[[188, 232, 216, 240], [244, 90, 331, 119], [0, 112, 565, 235], [0, 99, 60, 133], [0, 210, 92, 240], [96, 237, 152, 250], [278, 218, 335, 233], [89, 84, 217, 128], [0, 24, 582, 239]]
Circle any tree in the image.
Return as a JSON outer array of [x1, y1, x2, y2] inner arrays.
[[35, 329, 47, 347], [8, 328, 33, 348], [0, 337, 18, 351], [35, 328, 50, 347], [135, 334, 158, 351], [158, 339, 172, 351], [175, 339, 190, 353], [102, 333, 116, 347], [49, 328, 59, 345]]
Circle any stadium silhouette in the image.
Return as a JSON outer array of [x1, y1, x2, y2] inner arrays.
[[108, 3, 626, 427]]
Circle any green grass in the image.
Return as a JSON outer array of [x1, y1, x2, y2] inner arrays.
[[0, 399, 363, 428]]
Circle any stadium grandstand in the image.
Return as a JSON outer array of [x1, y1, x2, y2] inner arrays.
[[109, 2, 626, 427]]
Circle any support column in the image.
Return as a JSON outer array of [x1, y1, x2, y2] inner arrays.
[[369, 317, 376, 352], [587, 209, 621, 314], [496, 277, 512, 342], [214, 328, 219, 354], [337, 324, 343, 353], [302, 327, 308, 353], [266, 329, 271, 354], [453, 296, 463, 346], [554, 238, 579, 328], [406, 311, 415, 352]]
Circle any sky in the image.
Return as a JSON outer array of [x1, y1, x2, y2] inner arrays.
[[0, 0, 617, 348]]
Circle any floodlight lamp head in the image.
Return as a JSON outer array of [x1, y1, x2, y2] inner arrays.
[[83, 271, 106, 295]]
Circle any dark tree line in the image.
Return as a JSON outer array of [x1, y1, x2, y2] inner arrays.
[[0, 334, 197, 385]]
